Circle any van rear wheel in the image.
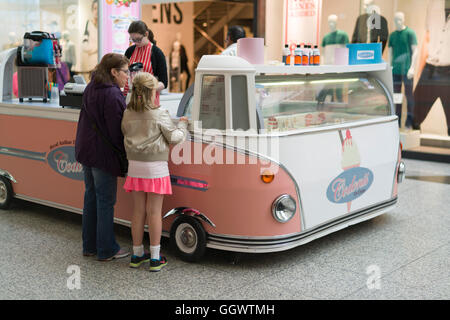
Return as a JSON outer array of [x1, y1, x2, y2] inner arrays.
[[170, 215, 206, 262], [0, 176, 13, 210]]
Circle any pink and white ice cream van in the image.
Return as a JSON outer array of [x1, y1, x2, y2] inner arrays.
[[0, 53, 405, 261]]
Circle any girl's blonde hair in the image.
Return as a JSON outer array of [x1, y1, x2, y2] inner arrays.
[[127, 72, 158, 112]]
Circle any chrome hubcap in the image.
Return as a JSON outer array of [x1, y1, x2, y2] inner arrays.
[[175, 223, 198, 254], [0, 181, 6, 204], [181, 229, 196, 247]]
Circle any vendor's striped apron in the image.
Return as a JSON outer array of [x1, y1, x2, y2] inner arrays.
[[124, 42, 160, 105]]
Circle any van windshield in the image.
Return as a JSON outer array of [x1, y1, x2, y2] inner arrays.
[[255, 73, 391, 133]]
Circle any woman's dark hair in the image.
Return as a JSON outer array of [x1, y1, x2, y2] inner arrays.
[[128, 20, 156, 45], [91, 53, 129, 84]]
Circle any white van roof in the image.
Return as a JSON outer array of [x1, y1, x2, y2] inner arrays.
[[196, 55, 255, 73]]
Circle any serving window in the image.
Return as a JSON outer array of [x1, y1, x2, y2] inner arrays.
[[231, 75, 250, 131], [256, 73, 391, 133]]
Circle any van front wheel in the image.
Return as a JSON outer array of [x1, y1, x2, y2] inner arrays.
[[170, 215, 206, 262], [0, 176, 13, 210]]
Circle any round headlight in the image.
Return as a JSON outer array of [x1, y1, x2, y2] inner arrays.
[[272, 194, 296, 223]]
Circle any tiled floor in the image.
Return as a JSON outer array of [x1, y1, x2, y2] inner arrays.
[[0, 158, 449, 300]]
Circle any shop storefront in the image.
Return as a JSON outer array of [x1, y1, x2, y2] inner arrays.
[[0, 0, 448, 160], [270, 0, 449, 161]]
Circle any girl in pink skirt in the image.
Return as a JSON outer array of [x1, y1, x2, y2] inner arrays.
[[121, 72, 188, 271]]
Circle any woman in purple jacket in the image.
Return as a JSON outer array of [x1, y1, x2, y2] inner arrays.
[[75, 53, 130, 261]]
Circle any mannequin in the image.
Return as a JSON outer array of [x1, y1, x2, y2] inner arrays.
[[328, 14, 337, 32], [61, 31, 76, 77], [81, 0, 98, 73], [413, 0, 450, 135], [169, 33, 190, 91], [321, 14, 349, 64], [319, 15, 348, 102], [170, 40, 181, 92], [388, 12, 418, 128], [352, 0, 389, 53]]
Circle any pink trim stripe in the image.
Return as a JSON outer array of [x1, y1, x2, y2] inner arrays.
[[170, 175, 208, 191], [176, 179, 207, 189]]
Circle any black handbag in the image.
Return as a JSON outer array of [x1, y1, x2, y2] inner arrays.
[[81, 103, 128, 177]]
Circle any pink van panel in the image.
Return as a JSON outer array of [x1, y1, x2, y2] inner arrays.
[[161, 141, 302, 237], [0, 115, 84, 208]]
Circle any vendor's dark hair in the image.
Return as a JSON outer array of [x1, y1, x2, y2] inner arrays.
[[91, 53, 129, 84], [128, 20, 156, 45], [227, 25, 246, 43]]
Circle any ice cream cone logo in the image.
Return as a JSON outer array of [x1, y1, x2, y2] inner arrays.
[[326, 129, 373, 212], [342, 130, 359, 211], [341, 130, 360, 169], [341, 129, 360, 212]]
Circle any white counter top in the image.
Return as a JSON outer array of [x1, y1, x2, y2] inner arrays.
[[1, 98, 63, 108], [0, 91, 184, 121], [0, 98, 80, 121], [255, 63, 388, 75], [196, 55, 389, 75]]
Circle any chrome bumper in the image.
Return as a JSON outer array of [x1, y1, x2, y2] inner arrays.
[[397, 161, 406, 183], [203, 198, 398, 253]]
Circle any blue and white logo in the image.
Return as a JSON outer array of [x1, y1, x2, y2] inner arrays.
[[357, 50, 375, 60], [327, 167, 374, 204], [47, 146, 84, 181]]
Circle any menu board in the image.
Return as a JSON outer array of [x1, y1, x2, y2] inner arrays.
[[199, 75, 226, 130], [101, 0, 140, 56]]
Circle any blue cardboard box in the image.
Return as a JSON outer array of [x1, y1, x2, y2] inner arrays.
[[346, 43, 382, 65]]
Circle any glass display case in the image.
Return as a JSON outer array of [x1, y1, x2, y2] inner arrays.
[[256, 73, 392, 133], [179, 68, 393, 135]]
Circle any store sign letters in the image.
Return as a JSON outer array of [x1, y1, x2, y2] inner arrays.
[[326, 167, 373, 204], [151, 3, 183, 24], [47, 145, 83, 181], [284, 0, 322, 46]]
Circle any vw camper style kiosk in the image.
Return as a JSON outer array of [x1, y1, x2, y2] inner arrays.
[[0, 54, 405, 261]]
